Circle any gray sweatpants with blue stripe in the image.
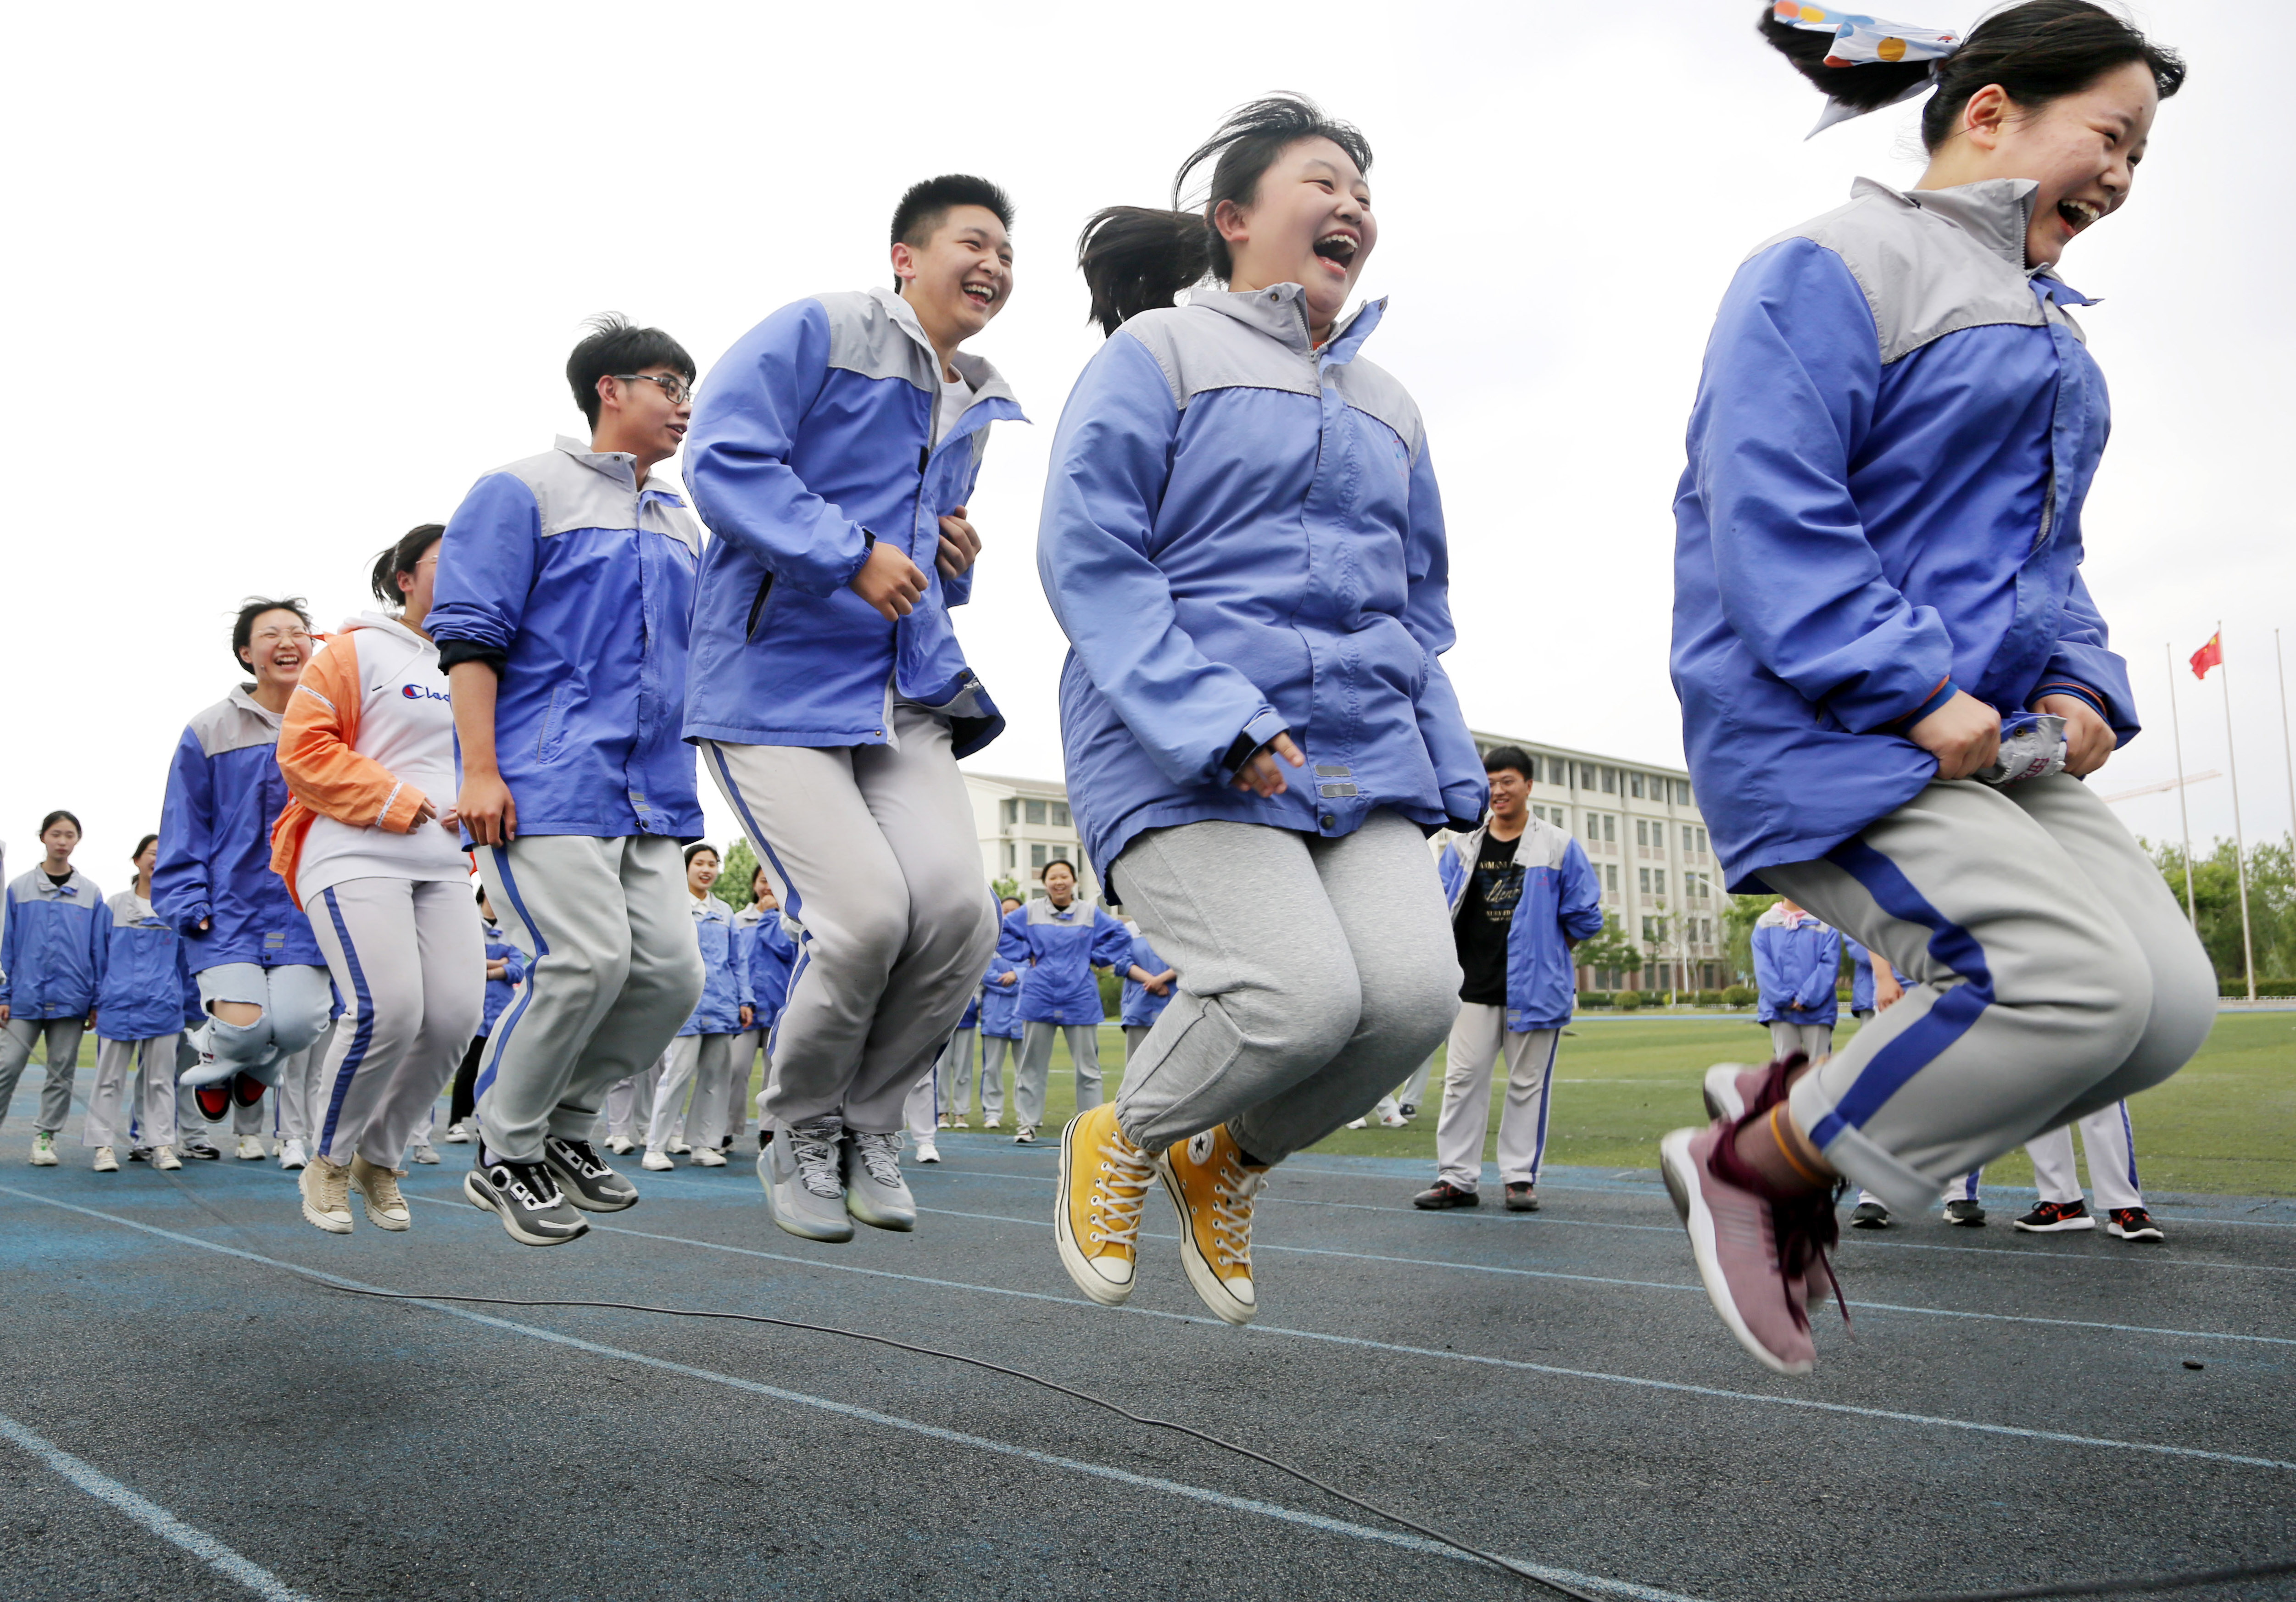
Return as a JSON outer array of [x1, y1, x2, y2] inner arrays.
[[1765, 774, 2214, 1216]]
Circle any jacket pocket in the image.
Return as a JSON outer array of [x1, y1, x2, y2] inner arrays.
[[744, 572, 777, 642], [535, 683, 574, 763]]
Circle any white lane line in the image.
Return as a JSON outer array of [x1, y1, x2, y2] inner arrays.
[[0, 1409, 323, 1602], [0, 1187, 1697, 1602]]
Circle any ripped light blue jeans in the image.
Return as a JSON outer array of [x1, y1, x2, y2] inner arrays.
[[183, 963, 334, 1088]]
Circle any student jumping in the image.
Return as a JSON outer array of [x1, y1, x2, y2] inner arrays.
[[1665, 1, 2212, 1375], [1000, 860, 1132, 1145], [156, 601, 334, 1142], [682, 175, 1021, 1244], [1414, 745, 1604, 1214], [1752, 900, 1841, 1064], [431, 314, 708, 1246], [643, 844, 752, 1170], [269, 527, 486, 1235], [1, 812, 103, 1166], [88, 834, 189, 1172], [1041, 96, 1482, 1325]]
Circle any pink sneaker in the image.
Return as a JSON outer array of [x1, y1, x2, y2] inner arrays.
[[1701, 1054, 1806, 1124], [1661, 1121, 1846, 1377]]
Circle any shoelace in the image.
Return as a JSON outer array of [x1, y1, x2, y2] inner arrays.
[[312, 1159, 352, 1214], [786, 1129, 845, 1199], [1772, 1186, 1850, 1335], [1206, 1157, 1263, 1269], [551, 1138, 607, 1178], [1089, 1136, 1154, 1248], [362, 1166, 407, 1211], [850, 1131, 903, 1190], [497, 1160, 564, 1210]]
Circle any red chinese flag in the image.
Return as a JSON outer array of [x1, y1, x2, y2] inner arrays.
[[2189, 632, 2224, 679]]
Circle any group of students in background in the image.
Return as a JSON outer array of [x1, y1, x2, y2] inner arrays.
[[0, 6, 2228, 1383]]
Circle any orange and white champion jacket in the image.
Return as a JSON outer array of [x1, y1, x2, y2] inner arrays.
[[269, 612, 468, 907]]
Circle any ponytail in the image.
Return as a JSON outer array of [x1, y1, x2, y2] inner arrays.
[[369, 523, 446, 610], [1075, 94, 1372, 338]]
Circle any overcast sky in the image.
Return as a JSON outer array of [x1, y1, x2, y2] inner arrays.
[[5, 0, 2287, 887]]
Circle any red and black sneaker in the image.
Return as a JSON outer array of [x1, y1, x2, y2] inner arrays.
[[192, 1082, 232, 1123], [230, 1071, 268, 1110], [2012, 1198, 2094, 1233], [1412, 1179, 1481, 1210], [2107, 1207, 2165, 1243]]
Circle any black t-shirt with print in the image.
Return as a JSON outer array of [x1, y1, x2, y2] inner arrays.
[[1454, 832, 1523, 1006]]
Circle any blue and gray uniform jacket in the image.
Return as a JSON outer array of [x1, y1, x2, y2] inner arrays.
[[734, 906, 799, 1035], [678, 894, 752, 1037], [1, 869, 105, 1019], [1439, 818, 1605, 1032], [1844, 936, 1876, 1013], [978, 960, 1022, 1040], [682, 287, 1021, 758], [1752, 907, 1842, 1029], [478, 918, 527, 1038], [998, 899, 1132, 1027], [1118, 929, 1172, 1029], [428, 438, 704, 840], [95, 892, 187, 1041], [1671, 178, 2133, 890], [156, 688, 322, 973], [1037, 285, 1486, 878]]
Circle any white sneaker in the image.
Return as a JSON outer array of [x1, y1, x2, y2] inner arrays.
[[441, 1122, 473, 1145], [1014, 1126, 1037, 1145], [235, 1135, 266, 1161], [277, 1139, 308, 1171], [408, 1142, 440, 1165], [606, 1135, 636, 1155], [917, 1140, 942, 1164], [641, 1149, 675, 1171], [669, 1140, 692, 1156], [153, 1145, 182, 1172], [1345, 1118, 1368, 1129], [92, 1146, 119, 1173], [29, 1132, 58, 1166], [692, 1147, 727, 1168], [1377, 1108, 1409, 1128]]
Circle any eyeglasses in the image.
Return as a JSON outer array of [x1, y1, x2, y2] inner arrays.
[[250, 626, 313, 647], [615, 373, 694, 406]]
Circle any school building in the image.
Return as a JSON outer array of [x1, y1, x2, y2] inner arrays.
[[964, 731, 1726, 992]]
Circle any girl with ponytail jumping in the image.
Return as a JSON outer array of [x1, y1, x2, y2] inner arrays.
[[1663, 1, 2213, 1376], [1041, 96, 1482, 1326]]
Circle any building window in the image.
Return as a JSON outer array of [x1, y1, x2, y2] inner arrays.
[[1654, 869, 1666, 896], [1677, 781, 1693, 806], [1634, 819, 1647, 847], [1025, 799, 1047, 825], [1603, 815, 1616, 844], [1532, 804, 1547, 822], [1638, 867, 1651, 893], [1002, 842, 1016, 869], [1695, 826, 1709, 853], [1002, 798, 1018, 825], [1051, 801, 1071, 828], [1641, 917, 1658, 943], [1584, 814, 1599, 845], [1629, 772, 1645, 799], [1601, 767, 1617, 794], [1605, 864, 1619, 892], [1031, 844, 1048, 868]]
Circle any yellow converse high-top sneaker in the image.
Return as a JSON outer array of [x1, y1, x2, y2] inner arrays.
[[1055, 1104, 1153, 1306], [1157, 1124, 1267, 1325]]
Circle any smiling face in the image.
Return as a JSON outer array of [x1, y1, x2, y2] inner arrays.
[[1216, 137, 1376, 339], [687, 850, 719, 898], [894, 204, 1013, 357], [1485, 764, 1530, 827], [133, 838, 157, 881], [752, 869, 777, 912], [240, 608, 312, 696], [1041, 862, 1076, 908], [1936, 62, 2159, 269], [594, 363, 692, 468]]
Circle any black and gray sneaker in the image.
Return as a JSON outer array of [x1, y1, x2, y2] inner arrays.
[[464, 1152, 589, 1246], [544, 1136, 640, 1213], [1942, 1197, 1987, 1227], [1850, 1200, 1892, 1229]]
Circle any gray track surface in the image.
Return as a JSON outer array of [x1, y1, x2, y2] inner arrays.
[[3, 1089, 2292, 1602]]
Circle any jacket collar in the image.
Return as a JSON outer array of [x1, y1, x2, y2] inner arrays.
[[228, 683, 284, 730], [553, 434, 689, 502], [1187, 284, 1387, 366], [337, 611, 432, 651], [20, 868, 95, 901], [870, 286, 1021, 409], [1853, 175, 2044, 267]]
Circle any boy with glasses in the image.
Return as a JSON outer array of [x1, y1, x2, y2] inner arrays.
[[429, 315, 708, 1247], [681, 175, 1022, 1243]]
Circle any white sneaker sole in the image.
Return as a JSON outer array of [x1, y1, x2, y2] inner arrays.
[[2107, 1222, 2165, 1242], [755, 1151, 853, 1243], [462, 1171, 588, 1247], [1053, 1113, 1135, 1308], [351, 1182, 412, 1232], [845, 1182, 916, 1232], [1702, 1063, 1755, 1124], [299, 1170, 355, 1236], [2013, 1216, 2096, 1233], [1153, 1149, 1257, 1327], [1660, 1128, 1811, 1378]]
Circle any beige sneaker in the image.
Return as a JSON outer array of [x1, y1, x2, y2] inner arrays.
[[153, 1145, 182, 1172], [348, 1153, 412, 1231], [92, 1146, 120, 1173], [299, 1155, 355, 1234]]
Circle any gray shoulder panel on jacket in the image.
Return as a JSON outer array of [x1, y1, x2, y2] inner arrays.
[[1329, 356, 1425, 460], [187, 697, 278, 760], [1120, 306, 1318, 412], [491, 448, 698, 549], [819, 291, 930, 390], [1750, 192, 2050, 365]]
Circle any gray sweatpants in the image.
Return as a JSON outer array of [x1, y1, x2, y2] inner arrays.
[[1433, 1009, 1561, 1191], [87, 1036, 174, 1148], [474, 834, 703, 1164], [1768, 1021, 1835, 1062], [308, 878, 485, 1169], [271, 1024, 338, 1152], [1767, 775, 2215, 1216], [1014, 1022, 1101, 1130], [938, 1027, 977, 1119], [699, 707, 998, 1136], [978, 1034, 1017, 1124], [602, 1059, 663, 1145], [649, 1033, 734, 1154], [0, 1018, 84, 1134], [726, 1029, 762, 1140], [1113, 809, 1461, 1163]]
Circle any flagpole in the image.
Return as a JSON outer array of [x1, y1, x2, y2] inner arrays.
[[2166, 642, 2198, 929], [2216, 622, 2257, 1003], [2278, 627, 2295, 847]]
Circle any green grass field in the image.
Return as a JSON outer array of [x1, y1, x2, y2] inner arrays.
[[45, 1011, 2293, 1195]]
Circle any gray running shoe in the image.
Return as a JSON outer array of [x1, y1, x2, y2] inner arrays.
[[544, 1136, 639, 1213], [465, 1154, 589, 1247], [843, 1130, 917, 1232], [757, 1118, 853, 1243]]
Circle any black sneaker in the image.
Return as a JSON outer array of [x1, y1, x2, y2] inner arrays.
[[2107, 1207, 2165, 1243], [127, 1146, 151, 1163], [1398, 1103, 1418, 1118], [1850, 1200, 1892, 1229], [1413, 1180, 1480, 1210], [179, 1140, 222, 1160], [464, 1153, 589, 1246], [1504, 1182, 1540, 1213], [544, 1136, 639, 1213], [2012, 1199, 2094, 1233], [1942, 1198, 1987, 1227]]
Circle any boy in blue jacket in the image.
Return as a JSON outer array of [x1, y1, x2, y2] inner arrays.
[[1752, 901, 1842, 1064], [1414, 749, 1604, 1213], [1, 811, 104, 1165], [999, 861, 1135, 1144], [681, 175, 1021, 1244], [432, 315, 708, 1246]]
